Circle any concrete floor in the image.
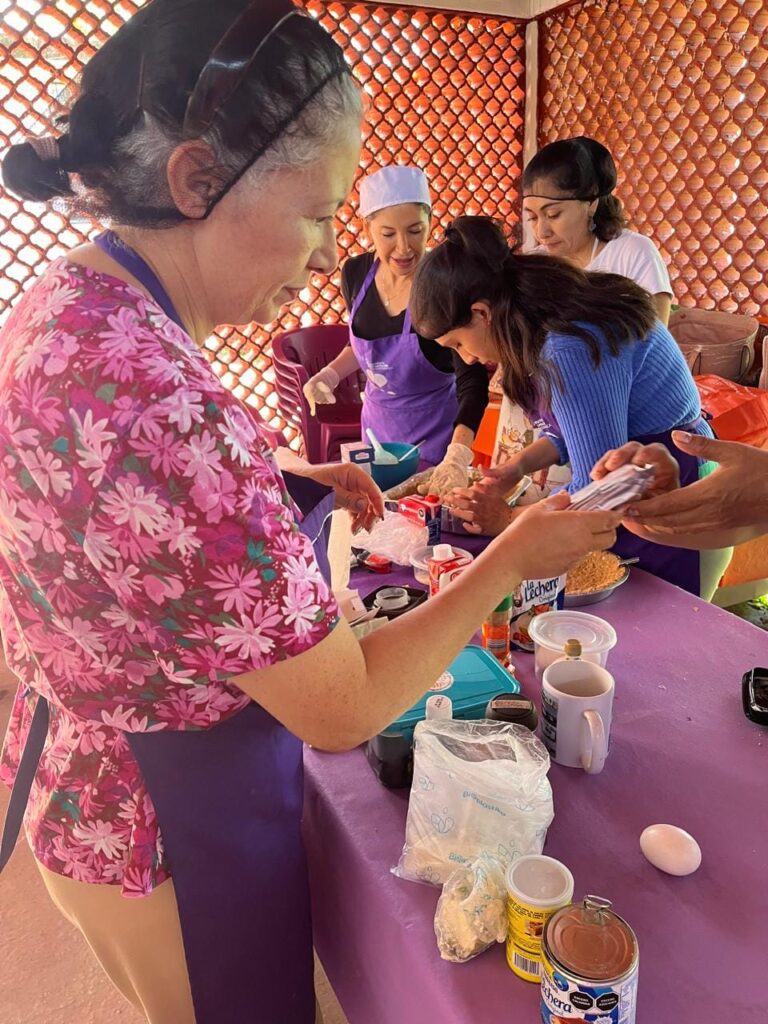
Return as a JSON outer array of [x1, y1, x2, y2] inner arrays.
[[0, 675, 347, 1024]]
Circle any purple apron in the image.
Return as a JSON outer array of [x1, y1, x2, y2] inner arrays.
[[611, 421, 708, 596], [349, 259, 458, 465], [126, 471, 334, 1024], [1, 231, 335, 1023]]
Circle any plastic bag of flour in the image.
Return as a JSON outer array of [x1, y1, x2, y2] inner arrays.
[[393, 720, 553, 886]]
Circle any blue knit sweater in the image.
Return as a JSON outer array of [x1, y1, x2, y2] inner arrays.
[[540, 322, 709, 491]]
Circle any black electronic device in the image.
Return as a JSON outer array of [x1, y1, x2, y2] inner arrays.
[[742, 667, 768, 726]]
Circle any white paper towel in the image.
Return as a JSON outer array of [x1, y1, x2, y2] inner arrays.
[[327, 509, 353, 593]]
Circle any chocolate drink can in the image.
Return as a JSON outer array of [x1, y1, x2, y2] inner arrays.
[[540, 896, 638, 1024]]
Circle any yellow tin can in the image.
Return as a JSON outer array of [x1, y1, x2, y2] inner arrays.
[[505, 855, 574, 982]]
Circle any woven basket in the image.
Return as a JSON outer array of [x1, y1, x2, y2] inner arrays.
[[669, 308, 758, 383]]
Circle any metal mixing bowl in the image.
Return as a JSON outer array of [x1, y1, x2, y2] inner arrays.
[[564, 567, 630, 607]]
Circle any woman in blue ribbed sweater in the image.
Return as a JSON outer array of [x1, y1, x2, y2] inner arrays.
[[409, 216, 732, 598]]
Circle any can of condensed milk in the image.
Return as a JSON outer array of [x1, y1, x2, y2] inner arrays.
[[540, 895, 639, 1024]]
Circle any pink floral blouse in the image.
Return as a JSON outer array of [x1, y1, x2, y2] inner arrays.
[[0, 259, 338, 896]]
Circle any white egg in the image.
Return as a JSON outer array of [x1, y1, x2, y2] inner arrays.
[[640, 824, 702, 876]]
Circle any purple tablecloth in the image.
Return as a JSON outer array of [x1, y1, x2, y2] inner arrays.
[[304, 566, 767, 1023]]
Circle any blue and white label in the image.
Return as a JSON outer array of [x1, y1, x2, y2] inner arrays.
[[541, 955, 638, 1024]]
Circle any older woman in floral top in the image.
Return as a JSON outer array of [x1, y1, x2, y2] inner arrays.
[[0, 2, 619, 1022], [0, 255, 338, 895]]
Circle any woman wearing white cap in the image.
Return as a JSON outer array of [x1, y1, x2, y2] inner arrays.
[[304, 164, 489, 495]]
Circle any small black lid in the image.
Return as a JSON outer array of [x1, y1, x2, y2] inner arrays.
[[486, 692, 538, 730]]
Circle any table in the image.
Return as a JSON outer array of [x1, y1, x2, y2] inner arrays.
[[304, 567, 768, 1023]]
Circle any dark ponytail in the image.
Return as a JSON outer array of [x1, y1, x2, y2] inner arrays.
[[523, 136, 627, 241], [410, 215, 657, 414], [1, 141, 72, 203], [416, 216, 512, 328], [64, 91, 130, 174], [3, 90, 132, 204]]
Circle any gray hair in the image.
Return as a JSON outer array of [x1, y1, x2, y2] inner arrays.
[[102, 74, 362, 218], [3, 2, 361, 226]]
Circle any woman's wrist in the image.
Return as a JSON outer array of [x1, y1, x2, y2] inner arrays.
[[499, 453, 526, 483], [451, 424, 475, 449], [274, 448, 322, 479], [328, 345, 359, 380]]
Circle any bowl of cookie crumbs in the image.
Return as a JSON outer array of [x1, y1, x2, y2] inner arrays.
[[564, 551, 630, 607]]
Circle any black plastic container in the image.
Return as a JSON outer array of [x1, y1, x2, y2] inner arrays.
[[484, 692, 538, 732]]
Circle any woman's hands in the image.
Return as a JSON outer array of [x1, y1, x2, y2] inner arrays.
[[420, 442, 474, 497], [446, 485, 517, 536], [309, 462, 384, 533], [303, 366, 340, 415], [590, 431, 768, 549], [476, 458, 526, 498], [443, 457, 526, 535], [491, 491, 621, 580], [302, 347, 361, 415], [272, 446, 383, 533], [621, 433, 768, 537], [591, 440, 680, 497]]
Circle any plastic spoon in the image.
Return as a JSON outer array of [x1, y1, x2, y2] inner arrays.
[[366, 427, 398, 465], [397, 439, 426, 462]]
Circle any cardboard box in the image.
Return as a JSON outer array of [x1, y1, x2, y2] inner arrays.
[[397, 495, 441, 545], [426, 546, 473, 596]]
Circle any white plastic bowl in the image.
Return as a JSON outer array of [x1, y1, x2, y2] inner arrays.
[[528, 610, 617, 677]]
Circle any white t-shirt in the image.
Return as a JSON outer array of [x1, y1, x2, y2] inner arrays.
[[587, 229, 672, 297]]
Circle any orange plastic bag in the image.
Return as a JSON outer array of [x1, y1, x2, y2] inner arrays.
[[695, 374, 768, 449]]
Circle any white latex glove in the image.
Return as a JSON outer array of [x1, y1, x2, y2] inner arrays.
[[303, 366, 340, 415], [420, 443, 474, 497]]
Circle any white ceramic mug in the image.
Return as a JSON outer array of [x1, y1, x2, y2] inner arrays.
[[540, 659, 615, 773]]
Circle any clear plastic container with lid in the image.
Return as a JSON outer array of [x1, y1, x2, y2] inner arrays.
[[528, 610, 617, 678]]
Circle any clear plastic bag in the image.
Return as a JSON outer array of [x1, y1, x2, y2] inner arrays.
[[393, 720, 553, 886], [352, 511, 427, 566], [434, 853, 508, 963]]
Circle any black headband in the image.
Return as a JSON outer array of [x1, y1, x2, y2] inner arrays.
[[122, 0, 347, 223], [183, 0, 301, 138], [522, 192, 606, 202]]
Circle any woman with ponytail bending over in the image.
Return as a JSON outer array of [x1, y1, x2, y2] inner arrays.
[[410, 217, 732, 600]]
